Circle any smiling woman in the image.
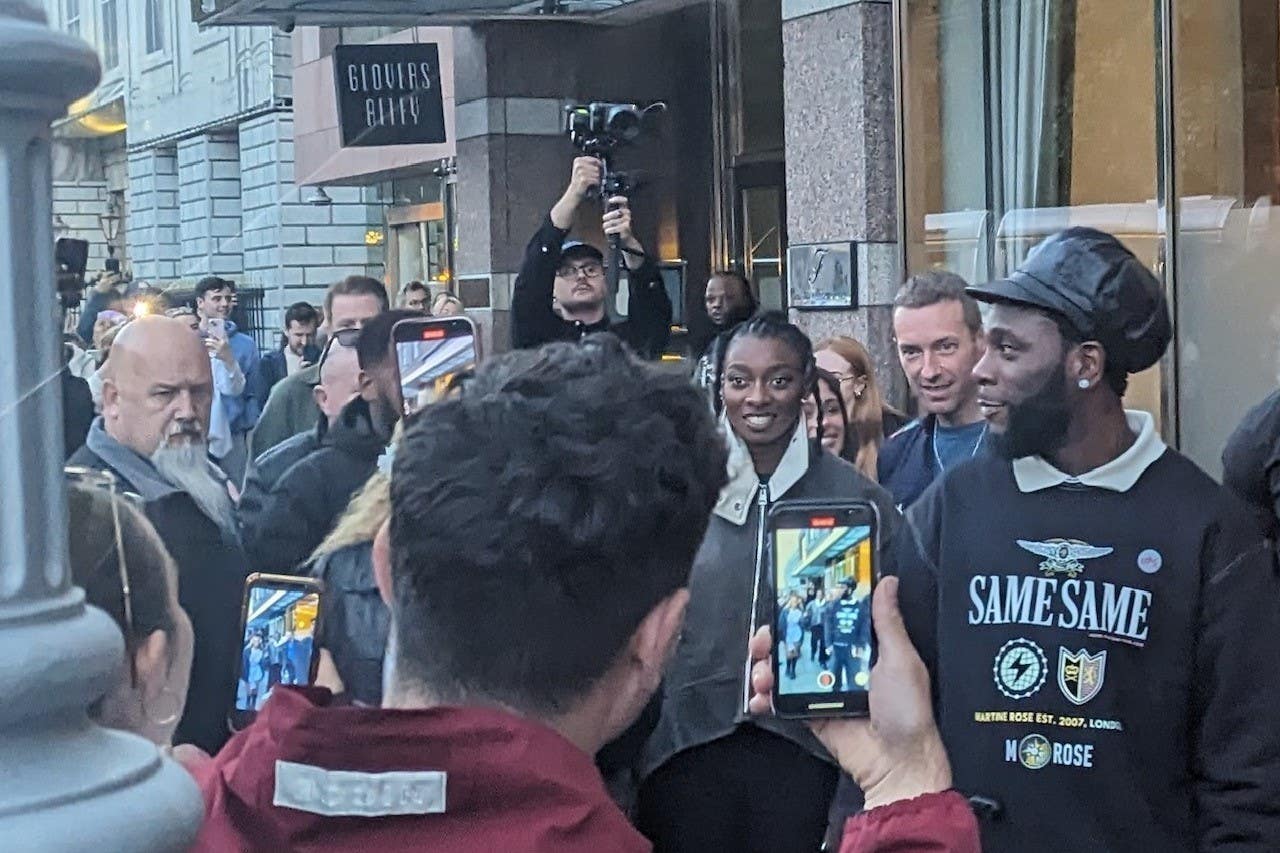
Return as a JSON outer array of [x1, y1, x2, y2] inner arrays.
[[641, 312, 901, 853]]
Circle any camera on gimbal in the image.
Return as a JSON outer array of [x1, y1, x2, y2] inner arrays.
[[564, 101, 665, 197]]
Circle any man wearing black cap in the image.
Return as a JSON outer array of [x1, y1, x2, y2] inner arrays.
[[894, 227, 1280, 851], [511, 156, 672, 358], [823, 577, 868, 694]]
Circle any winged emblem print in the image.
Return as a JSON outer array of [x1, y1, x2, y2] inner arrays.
[[1016, 538, 1114, 578]]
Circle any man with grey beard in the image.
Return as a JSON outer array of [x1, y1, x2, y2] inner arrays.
[[70, 315, 248, 754]]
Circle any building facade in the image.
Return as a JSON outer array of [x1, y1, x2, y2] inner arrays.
[[181, 0, 1280, 475], [46, 0, 387, 334]]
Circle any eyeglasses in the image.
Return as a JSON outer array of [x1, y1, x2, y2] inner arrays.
[[555, 263, 605, 280], [65, 465, 138, 687], [331, 327, 361, 348]]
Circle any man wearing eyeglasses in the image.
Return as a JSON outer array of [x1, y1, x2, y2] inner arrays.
[[511, 156, 672, 358]]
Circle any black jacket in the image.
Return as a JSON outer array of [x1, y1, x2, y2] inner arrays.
[[895, 423, 1280, 852], [62, 371, 94, 459], [239, 397, 388, 575], [253, 345, 321, 406], [878, 415, 986, 509], [1222, 388, 1280, 530], [238, 426, 322, 529], [69, 422, 248, 754], [310, 540, 388, 706], [510, 216, 672, 358]]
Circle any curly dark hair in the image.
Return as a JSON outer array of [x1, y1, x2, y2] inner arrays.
[[389, 334, 728, 714]]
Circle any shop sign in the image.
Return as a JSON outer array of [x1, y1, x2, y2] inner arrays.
[[333, 43, 447, 148]]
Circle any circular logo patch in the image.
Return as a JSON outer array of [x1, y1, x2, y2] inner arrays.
[[1137, 549, 1162, 574], [1018, 734, 1052, 770], [993, 638, 1048, 699]]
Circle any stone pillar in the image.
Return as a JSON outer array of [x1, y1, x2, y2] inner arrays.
[[178, 132, 244, 278], [240, 112, 382, 323], [126, 146, 181, 281], [782, 0, 906, 404], [0, 2, 203, 847]]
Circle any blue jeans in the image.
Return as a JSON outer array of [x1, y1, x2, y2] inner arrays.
[[830, 645, 859, 692]]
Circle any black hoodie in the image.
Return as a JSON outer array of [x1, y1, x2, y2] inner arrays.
[[1222, 388, 1280, 532], [239, 396, 389, 574], [896, 413, 1280, 852]]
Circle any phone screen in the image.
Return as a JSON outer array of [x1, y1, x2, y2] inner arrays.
[[393, 317, 478, 415], [767, 500, 878, 717], [229, 575, 322, 730], [205, 318, 226, 340]]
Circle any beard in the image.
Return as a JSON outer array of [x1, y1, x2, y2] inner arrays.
[[993, 366, 1073, 461], [151, 438, 237, 537]]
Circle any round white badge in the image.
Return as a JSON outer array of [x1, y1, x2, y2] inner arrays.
[[1137, 549, 1162, 574]]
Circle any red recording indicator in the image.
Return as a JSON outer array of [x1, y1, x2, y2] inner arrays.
[[420, 328, 447, 340], [810, 516, 837, 528]]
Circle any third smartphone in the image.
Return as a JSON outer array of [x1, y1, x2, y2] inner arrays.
[[766, 499, 879, 718], [227, 573, 324, 733], [392, 315, 479, 415]]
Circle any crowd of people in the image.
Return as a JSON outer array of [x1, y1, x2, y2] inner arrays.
[[53, 157, 1280, 853]]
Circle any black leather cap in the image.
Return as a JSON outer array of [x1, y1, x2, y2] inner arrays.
[[966, 227, 1172, 374]]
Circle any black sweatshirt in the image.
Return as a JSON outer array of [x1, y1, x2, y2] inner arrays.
[[895, 426, 1280, 852], [510, 216, 671, 358]]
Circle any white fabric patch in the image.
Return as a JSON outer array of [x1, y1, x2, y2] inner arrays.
[[273, 760, 447, 817]]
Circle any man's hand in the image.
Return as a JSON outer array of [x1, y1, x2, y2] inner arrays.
[[568, 156, 603, 201], [603, 196, 645, 270], [550, 157, 604, 229], [205, 333, 235, 367], [748, 576, 952, 811]]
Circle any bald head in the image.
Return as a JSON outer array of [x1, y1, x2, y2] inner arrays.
[[314, 340, 361, 424], [101, 316, 214, 457]]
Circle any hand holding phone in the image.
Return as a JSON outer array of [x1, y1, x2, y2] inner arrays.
[[204, 317, 227, 340], [392, 316, 480, 416], [747, 577, 953, 809], [760, 499, 880, 718], [228, 573, 324, 732]]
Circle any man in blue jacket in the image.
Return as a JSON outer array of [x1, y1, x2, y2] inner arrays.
[[878, 271, 987, 508], [195, 276, 261, 485], [255, 301, 320, 403]]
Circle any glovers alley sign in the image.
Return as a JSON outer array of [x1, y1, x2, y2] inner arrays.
[[333, 43, 447, 148]]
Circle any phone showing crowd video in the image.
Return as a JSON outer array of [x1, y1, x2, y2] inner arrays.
[[766, 499, 878, 718], [227, 573, 323, 732], [392, 316, 479, 416]]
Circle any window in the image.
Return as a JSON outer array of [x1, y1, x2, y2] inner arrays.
[[99, 0, 118, 69], [144, 0, 165, 54], [63, 0, 81, 38]]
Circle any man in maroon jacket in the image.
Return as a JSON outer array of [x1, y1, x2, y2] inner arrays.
[[189, 333, 978, 852]]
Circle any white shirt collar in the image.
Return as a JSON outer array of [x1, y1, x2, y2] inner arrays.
[[1012, 410, 1166, 494], [714, 415, 810, 525]]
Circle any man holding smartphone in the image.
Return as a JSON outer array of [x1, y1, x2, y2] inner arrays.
[[895, 229, 1280, 851], [195, 276, 262, 485], [510, 157, 672, 359]]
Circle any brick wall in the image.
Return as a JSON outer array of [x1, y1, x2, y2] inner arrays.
[[126, 147, 181, 281], [239, 112, 384, 320], [178, 133, 244, 278]]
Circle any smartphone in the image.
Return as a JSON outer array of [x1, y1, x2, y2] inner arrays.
[[227, 573, 324, 732], [765, 499, 879, 718], [392, 316, 479, 415], [205, 317, 227, 340]]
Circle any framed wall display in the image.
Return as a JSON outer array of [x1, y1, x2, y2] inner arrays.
[[786, 242, 857, 309]]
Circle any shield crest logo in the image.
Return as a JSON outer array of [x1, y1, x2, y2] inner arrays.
[[1058, 647, 1106, 705]]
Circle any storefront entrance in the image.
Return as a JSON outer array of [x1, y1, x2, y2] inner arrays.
[[898, 0, 1280, 475]]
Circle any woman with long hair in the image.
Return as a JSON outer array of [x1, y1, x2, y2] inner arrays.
[[814, 336, 907, 480], [804, 368, 853, 462], [640, 313, 898, 853]]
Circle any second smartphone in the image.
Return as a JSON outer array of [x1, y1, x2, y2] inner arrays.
[[392, 316, 479, 416], [767, 499, 880, 718]]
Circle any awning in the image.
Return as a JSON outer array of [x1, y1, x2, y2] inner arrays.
[[785, 526, 870, 581], [192, 0, 681, 27]]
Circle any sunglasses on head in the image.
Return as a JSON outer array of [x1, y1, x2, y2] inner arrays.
[[65, 466, 140, 688], [331, 328, 361, 348]]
